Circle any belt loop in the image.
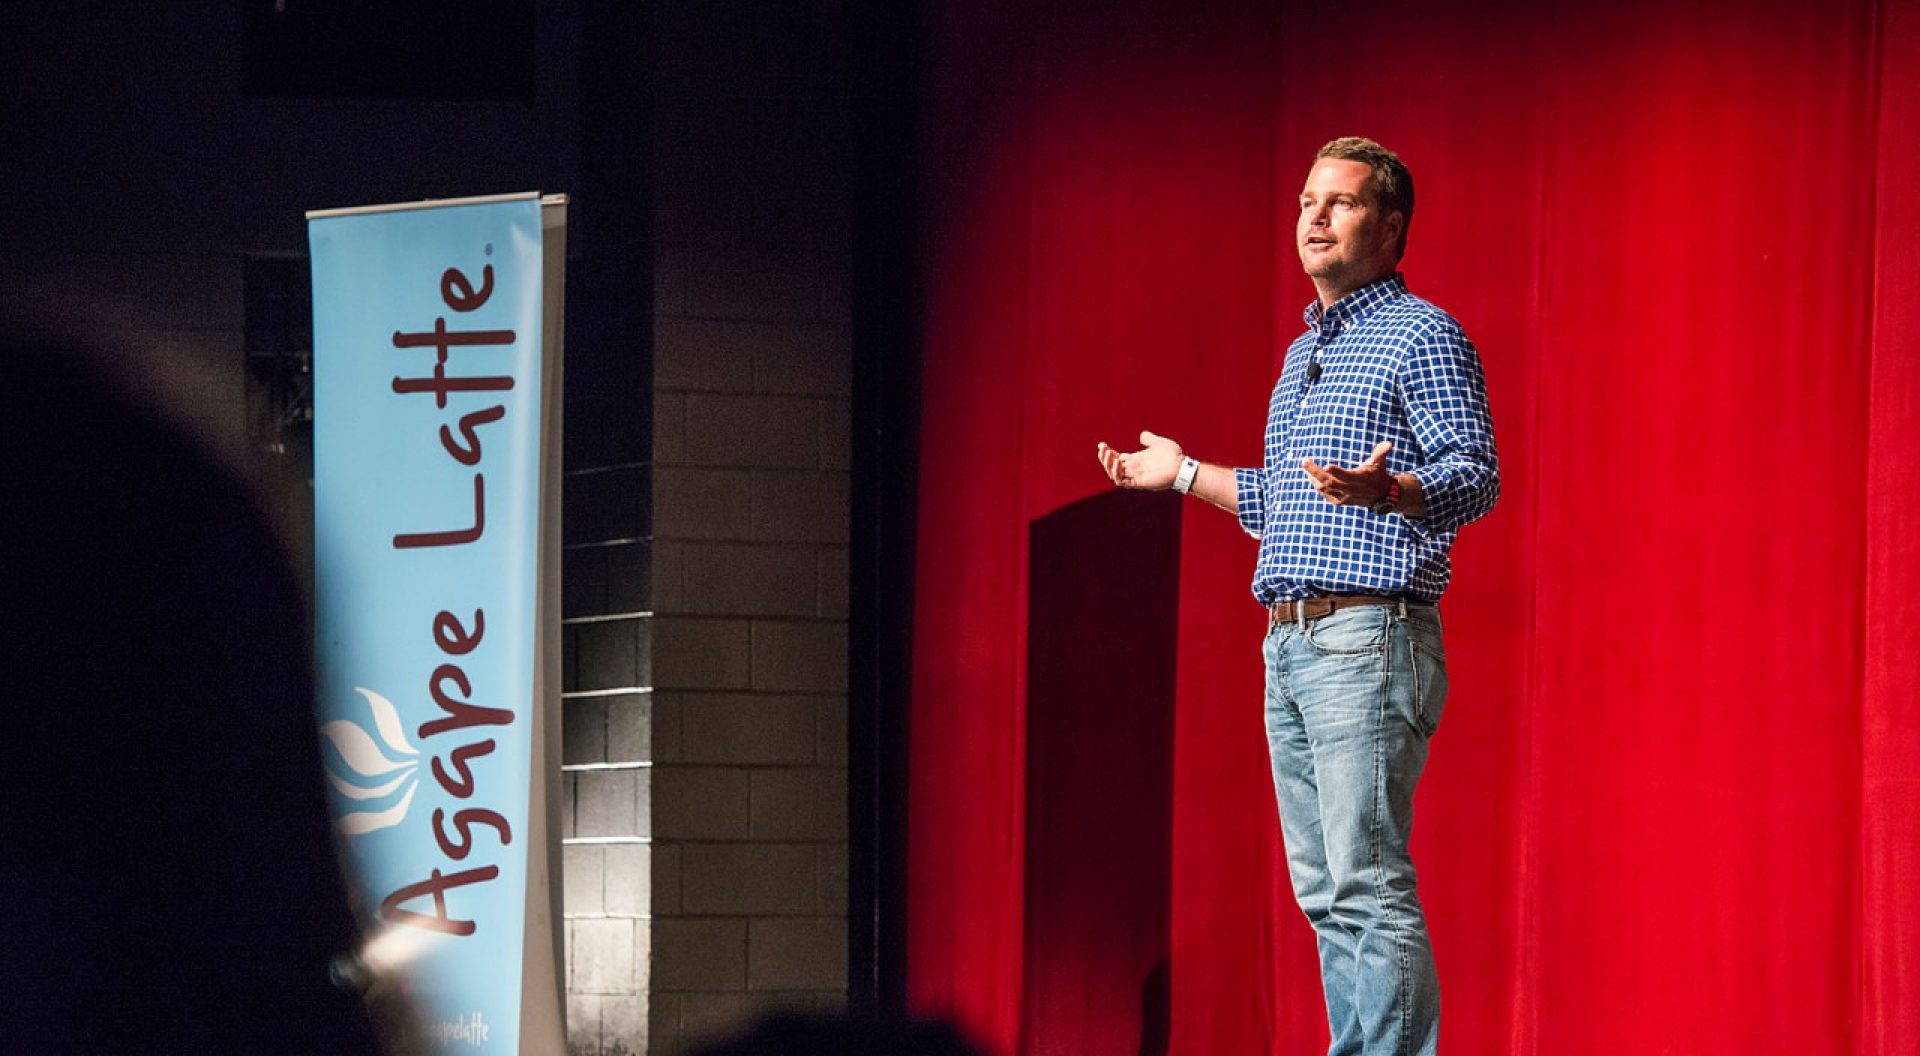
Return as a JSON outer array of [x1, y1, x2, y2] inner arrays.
[[1396, 598, 1408, 619], [1295, 601, 1306, 630]]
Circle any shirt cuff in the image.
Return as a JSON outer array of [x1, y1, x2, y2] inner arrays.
[[1233, 467, 1265, 539], [1408, 462, 1465, 532]]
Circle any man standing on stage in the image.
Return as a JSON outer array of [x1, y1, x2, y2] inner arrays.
[[1095, 136, 1498, 1055]]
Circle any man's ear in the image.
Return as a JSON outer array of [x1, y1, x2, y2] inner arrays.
[[1382, 210, 1413, 261], [1384, 210, 1407, 250]]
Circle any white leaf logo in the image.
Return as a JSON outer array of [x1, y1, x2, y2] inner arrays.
[[322, 687, 421, 836]]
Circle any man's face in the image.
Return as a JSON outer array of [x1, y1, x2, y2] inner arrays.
[[1297, 158, 1404, 295]]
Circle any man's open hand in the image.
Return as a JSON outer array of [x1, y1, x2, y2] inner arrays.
[[1303, 441, 1394, 506], [1096, 430, 1183, 490]]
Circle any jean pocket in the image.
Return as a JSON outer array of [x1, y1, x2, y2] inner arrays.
[[1301, 606, 1389, 656], [1402, 618, 1447, 736]]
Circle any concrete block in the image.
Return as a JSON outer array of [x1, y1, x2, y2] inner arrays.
[[576, 617, 648, 691], [653, 843, 683, 917], [564, 623, 580, 693], [655, 391, 688, 466], [603, 540, 654, 615], [576, 770, 641, 838], [572, 917, 638, 995], [818, 399, 850, 471], [601, 994, 647, 1056], [749, 470, 849, 544], [655, 466, 754, 541], [647, 993, 683, 1056], [750, 620, 848, 693], [681, 843, 818, 915], [652, 692, 684, 763], [563, 697, 609, 766], [816, 547, 848, 620], [816, 695, 847, 765], [680, 692, 818, 765], [651, 917, 748, 991], [747, 918, 846, 991], [564, 545, 604, 617], [565, 465, 653, 547], [752, 325, 850, 396], [750, 767, 847, 841], [563, 843, 605, 916], [684, 393, 818, 469], [682, 542, 817, 618], [649, 1023, 684, 1056], [652, 765, 751, 840], [654, 318, 755, 393], [678, 992, 763, 1050], [604, 691, 653, 764], [652, 617, 753, 690], [605, 842, 651, 917], [567, 993, 603, 1054], [653, 539, 688, 614], [563, 773, 578, 838], [568, 390, 650, 472], [818, 843, 850, 916]]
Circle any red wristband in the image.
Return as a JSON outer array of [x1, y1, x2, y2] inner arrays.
[[1372, 476, 1401, 515]]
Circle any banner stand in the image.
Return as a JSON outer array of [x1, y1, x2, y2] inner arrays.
[[307, 192, 568, 1055], [520, 194, 568, 1052]]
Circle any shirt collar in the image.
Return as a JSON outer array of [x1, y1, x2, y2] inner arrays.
[[1303, 272, 1408, 332]]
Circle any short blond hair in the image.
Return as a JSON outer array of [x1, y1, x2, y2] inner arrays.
[[1315, 136, 1414, 256]]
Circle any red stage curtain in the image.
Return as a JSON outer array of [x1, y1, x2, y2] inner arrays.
[[907, 1, 1920, 1053]]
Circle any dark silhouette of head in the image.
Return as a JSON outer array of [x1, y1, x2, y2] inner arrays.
[[1, 328, 382, 1054]]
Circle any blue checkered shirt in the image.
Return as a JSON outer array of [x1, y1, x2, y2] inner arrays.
[[1233, 274, 1498, 604]]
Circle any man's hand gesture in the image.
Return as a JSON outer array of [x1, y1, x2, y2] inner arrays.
[[1303, 441, 1394, 507], [1096, 430, 1184, 491]]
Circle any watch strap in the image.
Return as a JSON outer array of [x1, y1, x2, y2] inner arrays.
[[1172, 456, 1200, 495]]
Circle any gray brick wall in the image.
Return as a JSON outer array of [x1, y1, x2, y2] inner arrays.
[[562, 616, 655, 1056], [646, 7, 851, 1045], [647, 323, 850, 1056]]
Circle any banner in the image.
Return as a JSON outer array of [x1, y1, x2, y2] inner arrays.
[[309, 193, 566, 1053]]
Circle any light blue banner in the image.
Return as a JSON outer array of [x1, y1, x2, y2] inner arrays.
[[311, 196, 544, 1053]]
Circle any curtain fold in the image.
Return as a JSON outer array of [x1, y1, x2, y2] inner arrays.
[[1863, 0, 1920, 1050]]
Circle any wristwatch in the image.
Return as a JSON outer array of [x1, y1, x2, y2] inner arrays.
[[1172, 456, 1200, 495]]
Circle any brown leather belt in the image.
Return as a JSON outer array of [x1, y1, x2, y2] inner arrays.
[[1268, 594, 1415, 626]]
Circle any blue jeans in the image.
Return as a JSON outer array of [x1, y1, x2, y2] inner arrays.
[[1264, 601, 1446, 1056]]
